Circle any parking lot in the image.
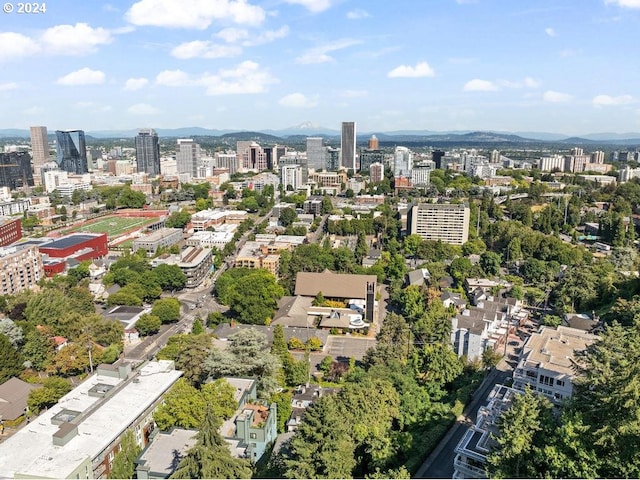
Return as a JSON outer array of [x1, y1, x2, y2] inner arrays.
[[325, 336, 377, 362]]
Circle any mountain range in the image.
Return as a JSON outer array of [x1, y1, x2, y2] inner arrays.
[[1, 123, 639, 145]]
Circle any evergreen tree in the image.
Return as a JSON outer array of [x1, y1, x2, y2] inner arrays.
[[0, 334, 23, 383], [171, 405, 252, 479]]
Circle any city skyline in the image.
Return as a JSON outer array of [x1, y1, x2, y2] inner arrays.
[[1, 0, 639, 135]]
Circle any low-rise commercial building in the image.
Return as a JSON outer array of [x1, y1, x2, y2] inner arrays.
[[132, 228, 183, 255]]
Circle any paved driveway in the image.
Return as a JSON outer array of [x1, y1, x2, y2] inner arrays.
[[325, 335, 377, 361]]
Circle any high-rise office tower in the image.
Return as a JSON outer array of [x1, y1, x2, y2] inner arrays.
[[306, 137, 325, 171], [30, 126, 49, 167], [359, 148, 384, 173], [432, 150, 445, 169], [55, 130, 88, 174], [368, 135, 379, 150], [0, 152, 34, 189], [341, 122, 356, 170], [176, 139, 201, 177], [135, 129, 160, 176], [327, 147, 341, 171], [393, 146, 413, 178]]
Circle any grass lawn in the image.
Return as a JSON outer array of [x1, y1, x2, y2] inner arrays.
[[68, 215, 156, 237]]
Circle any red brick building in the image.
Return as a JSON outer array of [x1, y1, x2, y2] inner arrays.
[[0, 217, 22, 247], [39, 233, 108, 276]]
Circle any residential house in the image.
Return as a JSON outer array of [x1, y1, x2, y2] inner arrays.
[[0, 377, 39, 425]]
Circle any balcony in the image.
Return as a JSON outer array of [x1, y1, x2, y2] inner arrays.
[[454, 455, 488, 479]]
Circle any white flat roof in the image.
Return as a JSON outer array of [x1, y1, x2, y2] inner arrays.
[[0, 361, 182, 479]]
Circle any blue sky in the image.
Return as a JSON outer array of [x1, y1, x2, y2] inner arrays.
[[1, 0, 639, 135]]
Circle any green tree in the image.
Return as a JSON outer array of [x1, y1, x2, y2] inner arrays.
[[135, 313, 161, 336], [108, 430, 141, 479], [480, 251, 501, 276], [270, 391, 293, 434], [191, 317, 204, 335], [165, 209, 191, 229], [21, 329, 56, 370], [0, 318, 23, 347], [279, 207, 298, 227], [0, 334, 23, 383], [27, 377, 72, 414], [152, 298, 181, 323], [154, 378, 206, 430], [157, 334, 213, 386], [154, 264, 187, 291], [412, 343, 462, 386], [171, 404, 252, 479]]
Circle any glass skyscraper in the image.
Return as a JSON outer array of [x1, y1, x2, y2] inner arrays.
[[55, 130, 88, 174], [135, 128, 160, 175]]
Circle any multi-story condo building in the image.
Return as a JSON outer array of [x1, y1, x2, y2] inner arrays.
[[43, 169, 68, 193], [368, 134, 379, 150], [564, 154, 592, 173], [513, 325, 598, 404], [29, 126, 49, 167], [281, 164, 304, 191], [306, 137, 325, 171], [176, 139, 201, 177], [56, 130, 88, 174], [537, 154, 564, 172], [215, 151, 240, 175], [0, 217, 22, 247], [393, 146, 413, 178], [619, 165, 640, 183], [0, 361, 182, 479], [408, 203, 470, 245], [0, 152, 34, 189], [369, 162, 384, 183], [411, 165, 431, 186], [0, 245, 44, 295], [340, 121, 356, 170], [135, 129, 161, 176], [278, 152, 308, 183], [0, 198, 30, 216], [359, 148, 384, 173], [591, 150, 605, 164], [239, 142, 269, 172]]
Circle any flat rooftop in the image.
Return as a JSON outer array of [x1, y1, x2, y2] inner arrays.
[[521, 325, 598, 376], [41, 233, 105, 250], [0, 361, 182, 479], [136, 428, 197, 478]]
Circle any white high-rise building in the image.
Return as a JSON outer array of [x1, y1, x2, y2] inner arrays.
[[408, 203, 470, 245], [411, 165, 431, 186], [43, 169, 69, 193], [393, 146, 413, 178], [340, 122, 356, 170], [280, 164, 304, 191], [176, 139, 201, 177], [538, 155, 565, 172]]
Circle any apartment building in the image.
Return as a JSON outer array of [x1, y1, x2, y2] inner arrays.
[[408, 203, 470, 245], [512, 325, 598, 404], [132, 228, 183, 255], [0, 245, 44, 295]]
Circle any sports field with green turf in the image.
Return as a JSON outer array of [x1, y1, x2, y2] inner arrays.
[[67, 215, 157, 238]]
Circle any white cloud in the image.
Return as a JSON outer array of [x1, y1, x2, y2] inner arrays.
[[156, 69, 192, 86], [128, 103, 161, 115], [204, 60, 277, 95], [0, 33, 40, 62], [216, 27, 249, 43], [524, 77, 540, 88], [278, 92, 319, 107], [57, 67, 106, 86], [545, 27, 557, 37], [605, 0, 640, 7], [543, 90, 573, 102], [296, 38, 361, 64], [155, 61, 277, 95], [388, 61, 436, 78], [216, 26, 289, 46], [284, 0, 334, 13], [124, 77, 149, 90], [171, 41, 242, 59], [593, 94, 635, 106], [41, 23, 112, 55], [463, 79, 498, 91], [347, 9, 370, 19], [125, 0, 266, 29], [0, 82, 18, 91]]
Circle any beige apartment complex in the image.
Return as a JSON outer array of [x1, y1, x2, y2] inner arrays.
[[0, 245, 44, 295], [408, 203, 470, 245]]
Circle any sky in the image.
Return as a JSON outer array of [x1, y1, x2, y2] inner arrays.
[[1, 0, 640, 135]]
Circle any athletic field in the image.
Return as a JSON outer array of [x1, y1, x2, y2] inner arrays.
[[68, 215, 157, 238]]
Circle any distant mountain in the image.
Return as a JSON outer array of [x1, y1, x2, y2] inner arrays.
[[263, 122, 339, 137], [219, 131, 284, 143], [0, 129, 30, 138]]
